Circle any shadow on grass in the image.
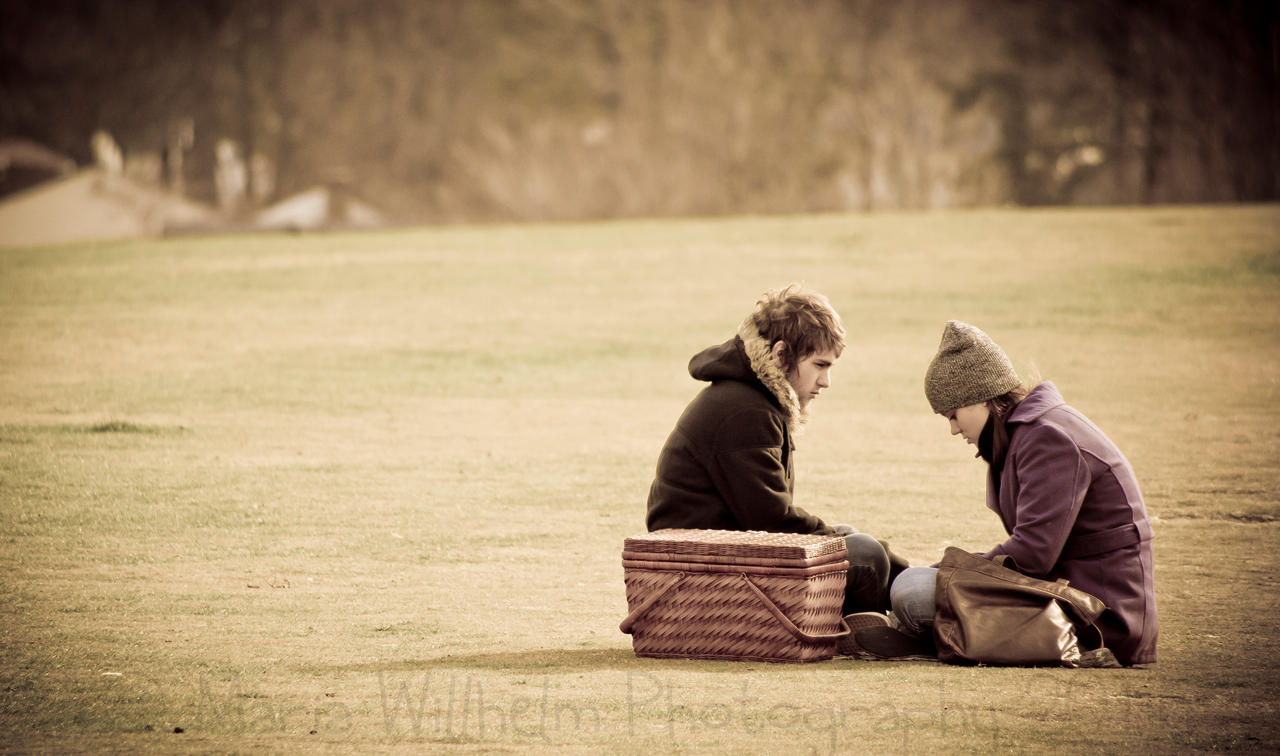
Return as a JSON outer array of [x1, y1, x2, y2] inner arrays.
[[328, 647, 839, 675], [0, 421, 189, 437], [332, 648, 635, 675]]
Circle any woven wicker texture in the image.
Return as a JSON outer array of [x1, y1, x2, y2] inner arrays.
[[624, 528, 846, 561], [620, 529, 850, 663], [620, 556, 844, 576], [622, 568, 848, 662]]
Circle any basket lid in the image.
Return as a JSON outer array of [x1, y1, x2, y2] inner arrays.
[[623, 528, 846, 562]]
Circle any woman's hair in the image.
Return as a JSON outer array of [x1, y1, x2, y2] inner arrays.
[[745, 284, 845, 371], [986, 377, 1039, 469]]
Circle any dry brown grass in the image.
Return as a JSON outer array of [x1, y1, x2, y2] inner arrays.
[[1, 205, 1278, 752]]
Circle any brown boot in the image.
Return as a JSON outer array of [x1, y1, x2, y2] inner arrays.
[[836, 612, 890, 657], [854, 625, 938, 661]]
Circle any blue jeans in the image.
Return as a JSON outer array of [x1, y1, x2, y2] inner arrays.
[[889, 566, 938, 638]]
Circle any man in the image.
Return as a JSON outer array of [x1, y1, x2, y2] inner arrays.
[[646, 285, 906, 617]]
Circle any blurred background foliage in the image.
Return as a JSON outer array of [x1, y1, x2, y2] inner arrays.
[[2, 0, 1276, 223]]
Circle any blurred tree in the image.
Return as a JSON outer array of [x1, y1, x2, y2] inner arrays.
[[950, 0, 1278, 206], [1, 0, 1275, 220]]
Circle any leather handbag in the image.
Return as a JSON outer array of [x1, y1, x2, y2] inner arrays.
[[933, 546, 1117, 667]]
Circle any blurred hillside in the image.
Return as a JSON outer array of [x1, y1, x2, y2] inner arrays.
[[2, 0, 1276, 224]]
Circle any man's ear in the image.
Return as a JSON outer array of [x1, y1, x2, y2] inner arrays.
[[770, 340, 789, 370]]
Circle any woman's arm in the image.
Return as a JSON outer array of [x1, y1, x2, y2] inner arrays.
[[982, 423, 1091, 575]]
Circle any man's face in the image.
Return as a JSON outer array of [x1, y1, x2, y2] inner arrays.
[[786, 348, 838, 408]]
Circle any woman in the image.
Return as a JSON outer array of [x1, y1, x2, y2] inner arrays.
[[876, 321, 1157, 665]]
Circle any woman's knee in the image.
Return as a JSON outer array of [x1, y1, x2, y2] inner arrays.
[[890, 566, 938, 637]]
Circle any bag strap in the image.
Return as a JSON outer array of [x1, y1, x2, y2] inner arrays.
[[938, 547, 1108, 623]]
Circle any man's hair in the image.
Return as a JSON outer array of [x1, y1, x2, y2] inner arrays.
[[745, 284, 846, 370]]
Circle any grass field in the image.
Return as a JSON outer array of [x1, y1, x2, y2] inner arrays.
[[2, 204, 1278, 753]]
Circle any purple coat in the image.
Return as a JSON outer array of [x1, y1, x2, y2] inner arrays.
[[982, 382, 1158, 665]]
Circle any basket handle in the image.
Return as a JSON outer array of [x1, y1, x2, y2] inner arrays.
[[740, 573, 851, 642], [619, 572, 688, 635], [619, 571, 851, 643]]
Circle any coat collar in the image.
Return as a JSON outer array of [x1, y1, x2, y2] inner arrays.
[[737, 318, 805, 435], [986, 381, 1063, 515], [1008, 381, 1065, 424]]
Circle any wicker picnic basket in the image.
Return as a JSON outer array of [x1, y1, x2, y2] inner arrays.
[[619, 529, 851, 663]]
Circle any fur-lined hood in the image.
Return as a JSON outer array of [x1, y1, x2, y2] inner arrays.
[[686, 320, 805, 435]]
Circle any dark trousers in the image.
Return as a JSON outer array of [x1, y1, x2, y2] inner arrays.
[[842, 533, 910, 615]]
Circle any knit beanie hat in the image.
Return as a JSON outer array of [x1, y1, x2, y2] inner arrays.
[[924, 320, 1020, 414]]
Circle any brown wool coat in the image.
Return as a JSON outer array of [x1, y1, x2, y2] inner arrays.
[[982, 382, 1158, 665], [645, 329, 835, 535]]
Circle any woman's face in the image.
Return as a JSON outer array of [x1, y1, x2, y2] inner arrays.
[[945, 403, 990, 446]]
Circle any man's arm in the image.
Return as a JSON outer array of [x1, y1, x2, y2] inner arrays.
[[708, 410, 833, 534]]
